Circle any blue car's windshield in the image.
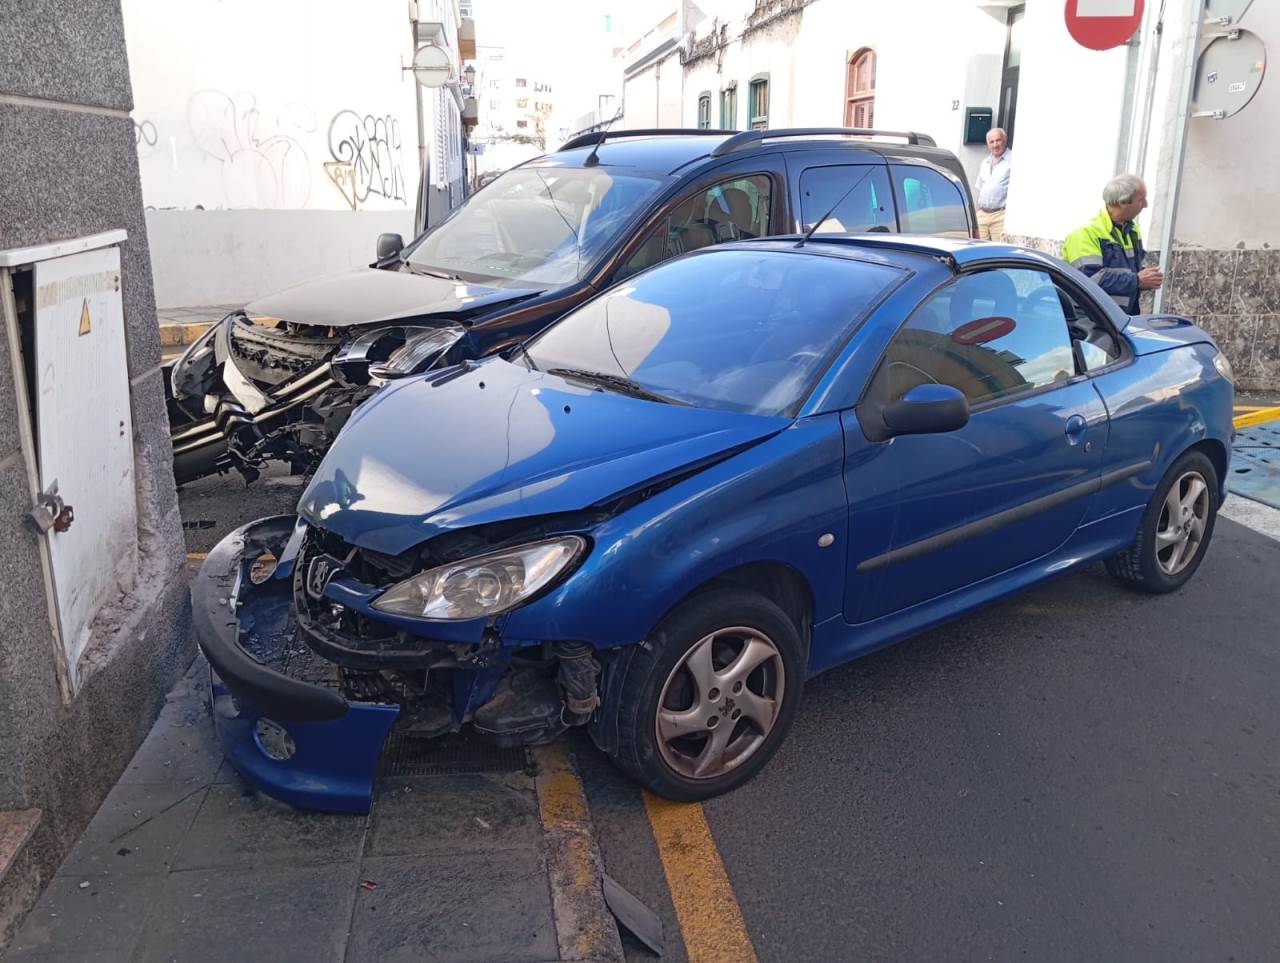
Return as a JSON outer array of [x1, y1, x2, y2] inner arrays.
[[405, 167, 670, 288], [525, 248, 903, 416]]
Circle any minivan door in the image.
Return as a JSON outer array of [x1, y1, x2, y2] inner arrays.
[[784, 152, 896, 235]]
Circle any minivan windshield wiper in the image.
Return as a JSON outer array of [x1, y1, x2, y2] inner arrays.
[[402, 261, 462, 281], [546, 367, 688, 406]]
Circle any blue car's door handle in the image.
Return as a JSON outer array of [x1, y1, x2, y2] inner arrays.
[[1065, 414, 1087, 444]]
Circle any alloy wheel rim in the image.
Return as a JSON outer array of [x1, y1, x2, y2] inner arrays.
[[655, 626, 786, 780], [1155, 470, 1209, 576]]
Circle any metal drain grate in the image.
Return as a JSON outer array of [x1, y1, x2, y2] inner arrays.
[[1230, 423, 1280, 509], [379, 729, 530, 777]]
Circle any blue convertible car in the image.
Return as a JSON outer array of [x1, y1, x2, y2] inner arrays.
[[194, 236, 1234, 811]]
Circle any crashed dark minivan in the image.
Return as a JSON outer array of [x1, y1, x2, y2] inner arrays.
[[168, 127, 977, 484]]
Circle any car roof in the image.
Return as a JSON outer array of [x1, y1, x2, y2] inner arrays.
[[532, 129, 962, 177], [542, 136, 734, 174], [701, 234, 1061, 272]]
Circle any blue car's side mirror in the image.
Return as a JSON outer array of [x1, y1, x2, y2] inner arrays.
[[376, 233, 404, 260], [881, 383, 970, 438]]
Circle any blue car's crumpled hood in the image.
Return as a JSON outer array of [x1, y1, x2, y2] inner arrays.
[[299, 359, 789, 555]]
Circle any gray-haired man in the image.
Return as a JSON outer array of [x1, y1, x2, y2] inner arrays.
[[1063, 174, 1163, 315]]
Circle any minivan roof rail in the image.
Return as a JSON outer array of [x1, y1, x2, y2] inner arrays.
[[709, 127, 937, 157], [558, 128, 736, 153]]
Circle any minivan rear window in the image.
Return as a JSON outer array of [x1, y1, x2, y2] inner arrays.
[[891, 165, 970, 237], [800, 165, 895, 234]]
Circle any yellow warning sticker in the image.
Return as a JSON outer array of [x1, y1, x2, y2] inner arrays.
[[78, 299, 91, 336]]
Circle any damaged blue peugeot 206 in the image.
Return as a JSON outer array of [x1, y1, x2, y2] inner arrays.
[[193, 235, 1234, 813]]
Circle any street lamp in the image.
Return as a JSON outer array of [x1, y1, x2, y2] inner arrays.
[[462, 64, 476, 92]]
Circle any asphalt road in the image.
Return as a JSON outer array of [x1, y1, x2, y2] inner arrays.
[[181, 475, 1280, 962], [579, 515, 1280, 963]]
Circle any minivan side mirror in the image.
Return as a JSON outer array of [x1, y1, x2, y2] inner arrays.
[[881, 383, 969, 437], [376, 233, 405, 260]]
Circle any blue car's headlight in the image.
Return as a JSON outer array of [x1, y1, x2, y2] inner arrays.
[[1213, 350, 1234, 383], [372, 536, 587, 620]]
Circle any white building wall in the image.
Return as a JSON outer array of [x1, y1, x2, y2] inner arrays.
[[681, 0, 1006, 180], [1178, 1, 1278, 249], [623, 51, 684, 129], [1001, 1, 1132, 243], [123, 0, 422, 307]]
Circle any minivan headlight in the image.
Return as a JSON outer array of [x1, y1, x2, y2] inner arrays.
[[372, 536, 587, 620], [370, 325, 467, 379], [169, 316, 226, 400]]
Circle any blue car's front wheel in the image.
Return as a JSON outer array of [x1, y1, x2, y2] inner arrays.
[[608, 587, 805, 801]]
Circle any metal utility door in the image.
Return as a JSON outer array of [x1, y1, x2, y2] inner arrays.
[[33, 245, 137, 675]]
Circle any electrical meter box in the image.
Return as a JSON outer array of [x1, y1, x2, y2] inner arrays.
[[964, 107, 993, 145]]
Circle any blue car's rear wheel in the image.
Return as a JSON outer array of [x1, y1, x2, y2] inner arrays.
[[608, 587, 804, 801], [1106, 449, 1219, 593]]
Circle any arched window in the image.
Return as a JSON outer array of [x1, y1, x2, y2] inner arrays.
[[845, 48, 876, 128], [697, 92, 712, 129]]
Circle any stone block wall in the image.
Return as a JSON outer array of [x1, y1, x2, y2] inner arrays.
[[0, 0, 192, 949], [1007, 234, 1279, 392]]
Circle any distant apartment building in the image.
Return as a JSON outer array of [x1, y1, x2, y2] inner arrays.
[[473, 43, 556, 172]]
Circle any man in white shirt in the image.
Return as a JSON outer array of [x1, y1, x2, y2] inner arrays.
[[973, 127, 1012, 241]]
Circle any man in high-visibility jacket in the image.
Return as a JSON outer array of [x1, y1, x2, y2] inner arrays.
[[1063, 174, 1163, 315]]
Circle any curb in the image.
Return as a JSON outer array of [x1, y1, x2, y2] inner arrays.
[[158, 320, 215, 348], [532, 742, 625, 963]]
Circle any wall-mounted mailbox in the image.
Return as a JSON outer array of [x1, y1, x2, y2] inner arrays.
[[964, 107, 993, 145]]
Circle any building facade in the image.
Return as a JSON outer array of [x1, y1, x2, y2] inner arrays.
[[123, 0, 471, 309], [618, 0, 1278, 389], [472, 43, 557, 173], [0, 1, 190, 947]]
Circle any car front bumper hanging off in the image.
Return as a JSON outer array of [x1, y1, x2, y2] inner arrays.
[[192, 515, 399, 814]]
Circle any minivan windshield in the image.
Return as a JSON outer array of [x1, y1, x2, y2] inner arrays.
[[524, 248, 904, 416], [405, 167, 670, 288]]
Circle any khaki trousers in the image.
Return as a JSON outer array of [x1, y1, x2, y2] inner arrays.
[[976, 208, 1006, 241]]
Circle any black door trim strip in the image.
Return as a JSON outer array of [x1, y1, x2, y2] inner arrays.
[[855, 460, 1152, 574]]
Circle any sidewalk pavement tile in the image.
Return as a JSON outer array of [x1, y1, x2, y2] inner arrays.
[[171, 784, 366, 872], [57, 783, 207, 878], [5, 874, 162, 959], [346, 851, 559, 963], [131, 864, 358, 963], [365, 774, 541, 858], [116, 704, 223, 789]]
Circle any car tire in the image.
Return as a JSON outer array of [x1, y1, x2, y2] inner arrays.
[[608, 587, 804, 802], [1105, 449, 1219, 594]]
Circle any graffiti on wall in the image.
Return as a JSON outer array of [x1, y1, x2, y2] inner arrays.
[[134, 119, 160, 160], [324, 110, 407, 210], [186, 90, 315, 208]]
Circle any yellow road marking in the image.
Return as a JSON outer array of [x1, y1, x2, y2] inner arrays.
[[643, 792, 758, 963], [533, 742, 624, 962], [186, 552, 208, 560], [1234, 405, 1267, 412], [1233, 405, 1280, 429]]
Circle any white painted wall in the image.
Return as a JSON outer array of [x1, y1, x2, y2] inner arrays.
[[680, 0, 1006, 180], [1002, 1, 1133, 242], [1177, 1, 1278, 248], [623, 51, 684, 128], [123, 0, 424, 306], [144, 210, 415, 308]]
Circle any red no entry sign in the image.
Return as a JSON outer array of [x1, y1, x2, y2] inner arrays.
[[1065, 0, 1146, 51]]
